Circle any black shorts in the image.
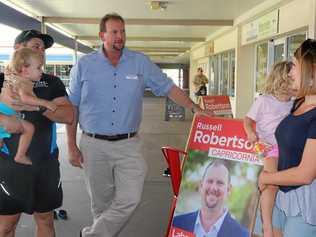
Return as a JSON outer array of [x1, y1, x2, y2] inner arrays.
[[0, 158, 63, 215]]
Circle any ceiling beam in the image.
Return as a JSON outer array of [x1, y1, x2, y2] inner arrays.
[[78, 36, 204, 42], [43, 17, 233, 26]]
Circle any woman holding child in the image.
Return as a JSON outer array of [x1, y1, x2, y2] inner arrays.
[[258, 39, 316, 237]]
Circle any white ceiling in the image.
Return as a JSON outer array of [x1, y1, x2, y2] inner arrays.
[[3, 0, 269, 63]]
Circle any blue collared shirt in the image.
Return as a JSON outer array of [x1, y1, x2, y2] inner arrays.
[[194, 209, 228, 237], [68, 47, 174, 135]]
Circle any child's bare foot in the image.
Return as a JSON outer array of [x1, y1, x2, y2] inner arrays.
[[14, 155, 32, 165]]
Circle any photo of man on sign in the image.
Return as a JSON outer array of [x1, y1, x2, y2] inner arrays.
[[172, 158, 253, 237]]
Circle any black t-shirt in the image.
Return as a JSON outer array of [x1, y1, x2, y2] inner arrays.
[[276, 105, 316, 192], [0, 73, 67, 164]]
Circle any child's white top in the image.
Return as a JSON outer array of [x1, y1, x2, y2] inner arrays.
[[246, 94, 293, 145]]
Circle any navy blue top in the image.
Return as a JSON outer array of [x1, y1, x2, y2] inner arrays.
[[276, 102, 316, 192]]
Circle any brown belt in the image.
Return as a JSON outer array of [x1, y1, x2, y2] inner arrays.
[[83, 131, 137, 141]]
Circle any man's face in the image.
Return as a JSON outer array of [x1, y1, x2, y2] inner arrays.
[[99, 19, 126, 53], [15, 38, 46, 56], [199, 164, 231, 212]]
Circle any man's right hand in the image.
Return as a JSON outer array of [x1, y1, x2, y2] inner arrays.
[[0, 115, 23, 134], [68, 145, 83, 168]]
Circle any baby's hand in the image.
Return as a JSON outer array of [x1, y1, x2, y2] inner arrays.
[[46, 102, 57, 112], [247, 131, 258, 143]]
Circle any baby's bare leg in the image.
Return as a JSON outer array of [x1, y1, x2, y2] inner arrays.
[[261, 157, 280, 237], [14, 120, 34, 165]]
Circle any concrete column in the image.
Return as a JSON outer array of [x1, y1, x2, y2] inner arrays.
[[234, 27, 255, 119], [40, 17, 47, 68], [40, 17, 47, 34], [309, 0, 316, 38]]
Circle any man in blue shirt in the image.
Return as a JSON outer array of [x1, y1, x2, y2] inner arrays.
[[172, 160, 249, 237], [66, 13, 205, 237]]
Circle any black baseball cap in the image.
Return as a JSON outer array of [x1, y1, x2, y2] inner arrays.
[[14, 29, 54, 49]]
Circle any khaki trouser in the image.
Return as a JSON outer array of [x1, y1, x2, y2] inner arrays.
[[79, 133, 148, 237]]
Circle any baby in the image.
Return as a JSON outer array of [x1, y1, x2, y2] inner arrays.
[[0, 48, 57, 165]]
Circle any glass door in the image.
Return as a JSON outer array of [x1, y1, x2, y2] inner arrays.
[[273, 38, 286, 63], [255, 42, 268, 93]]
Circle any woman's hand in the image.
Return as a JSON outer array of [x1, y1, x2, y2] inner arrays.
[[247, 130, 258, 143], [258, 170, 269, 192]]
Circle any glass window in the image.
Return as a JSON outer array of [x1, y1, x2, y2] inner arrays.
[[212, 55, 220, 95], [45, 65, 55, 75], [229, 51, 235, 96], [274, 43, 285, 63], [162, 68, 183, 88], [209, 57, 216, 95], [255, 42, 268, 93], [45, 64, 73, 87], [209, 49, 235, 96], [287, 33, 306, 59], [221, 52, 229, 95]]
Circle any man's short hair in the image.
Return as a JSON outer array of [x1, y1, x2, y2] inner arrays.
[[99, 13, 125, 32], [14, 29, 54, 49], [201, 160, 231, 184]]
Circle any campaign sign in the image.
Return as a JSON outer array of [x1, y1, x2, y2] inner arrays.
[[199, 95, 232, 116], [170, 115, 262, 237], [187, 115, 261, 165], [165, 97, 185, 121]]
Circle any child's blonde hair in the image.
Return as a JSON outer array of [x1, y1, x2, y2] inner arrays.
[[264, 61, 293, 96], [8, 48, 43, 74]]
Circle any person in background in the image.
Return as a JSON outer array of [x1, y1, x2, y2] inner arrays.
[[172, 160, 249, 237], [193, 67, 209, 98], [66, 12, 208, 237], [244, 61, 294, 237], [0, 29, 73, 237], [258, 38, 316, 237]]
